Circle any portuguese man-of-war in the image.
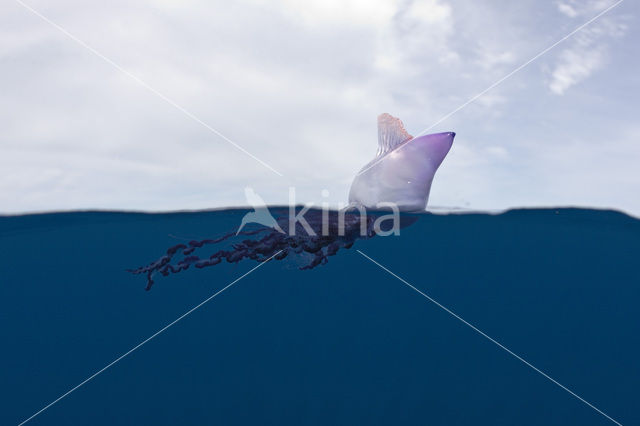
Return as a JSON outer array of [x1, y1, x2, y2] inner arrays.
[[128, 210, 377, 290], [128, 114, 455, 289]]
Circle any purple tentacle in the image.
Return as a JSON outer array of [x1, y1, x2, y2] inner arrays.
[[129, 212, 376, 290]]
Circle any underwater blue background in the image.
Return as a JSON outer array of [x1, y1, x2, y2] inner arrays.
[[0, 208, 638, 425]]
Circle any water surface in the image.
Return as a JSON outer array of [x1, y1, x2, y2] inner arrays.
[[1, 208, 638, 425]]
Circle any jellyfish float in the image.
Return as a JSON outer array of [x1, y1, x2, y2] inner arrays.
[[129, 114, 455, 289]]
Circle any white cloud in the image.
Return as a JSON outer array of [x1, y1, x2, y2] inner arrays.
[[476, 92, 507, 108], [0, 0, 635, 216], [557, 2, 579, 18], [272, 0, 397, 27], [549, 45, 605, 95], [406, 0, 452, 23], [372, 0, 457, 75], [556, 0, 617, 18], [549, 1, 627, 95], [475, 46, 516, 70]]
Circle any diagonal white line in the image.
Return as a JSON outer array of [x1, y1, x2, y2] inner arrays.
[[355, 0, 623, 177], [415, 0, 624, 137], [17, 250, 282, 426], [14, 0, 283, 177], [357, 250, 623, 426]]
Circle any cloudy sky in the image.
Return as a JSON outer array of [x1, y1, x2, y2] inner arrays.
[[1, 0, 638, 215]]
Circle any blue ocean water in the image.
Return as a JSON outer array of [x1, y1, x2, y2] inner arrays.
[[0, 208, 638, 425]]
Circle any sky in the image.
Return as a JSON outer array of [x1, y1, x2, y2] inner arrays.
[[1, 0, 638, 215]]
